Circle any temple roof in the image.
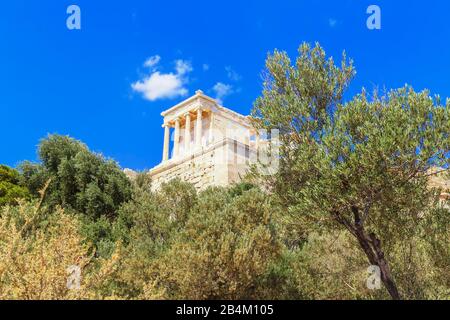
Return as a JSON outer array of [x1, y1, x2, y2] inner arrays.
[[160, 90, 250, 126], [161, 90, 215, 117]]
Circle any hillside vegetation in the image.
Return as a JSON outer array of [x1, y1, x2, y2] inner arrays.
[[1, 43, 449, 300]]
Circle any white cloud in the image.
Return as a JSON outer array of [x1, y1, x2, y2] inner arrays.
[[144, 55, 161, 68], [132, 72, 188, 101], [212, 82, 233, 105], [132, 58, 192, 101], [225, 66, 241, 81], [328, 18, 338, 28], [175, 60, 193, 75]]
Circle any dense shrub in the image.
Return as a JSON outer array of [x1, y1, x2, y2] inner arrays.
[[0, 165, 30, 207], [0, 199, 121, 299], [20, 135, 132, 219]]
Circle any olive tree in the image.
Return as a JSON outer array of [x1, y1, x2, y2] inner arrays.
[[252, 43, 450, 299]]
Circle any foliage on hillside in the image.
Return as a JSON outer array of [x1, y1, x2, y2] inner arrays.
[[0, 42, 449, 300], [19, 135, 132, 219], [251, 42, 450, 299], [0, 177, 447, 300], [106, 180, 281, 299], [17, 135, 133, 256], [0, 165, 30, 207], [0, 189, 120, 299]]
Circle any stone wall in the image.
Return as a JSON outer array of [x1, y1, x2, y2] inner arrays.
[[149, 138, 256, 191]]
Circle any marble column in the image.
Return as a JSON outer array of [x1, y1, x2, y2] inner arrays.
[[196, 108, 203, 148], [174, 118, 180, 157], [255, 129, 260, 151], [184, 113, 191, 153], [162, 124, 170, 161], [208, 112, 214, 145]]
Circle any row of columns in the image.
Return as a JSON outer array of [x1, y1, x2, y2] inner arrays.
[[162, 108, 209, 162]]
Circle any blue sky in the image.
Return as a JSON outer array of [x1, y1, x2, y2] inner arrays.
[[1, 0, 450, 171]]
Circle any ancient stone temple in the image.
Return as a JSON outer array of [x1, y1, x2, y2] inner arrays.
[[149, 90, 262, 190]]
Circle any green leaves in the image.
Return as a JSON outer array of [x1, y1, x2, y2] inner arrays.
[[0, 165, 30, 207], [253, 43, 355, 140], [114, 181, 282, 299], [252, 42, 450, 299], [155, 186, 281, 299], [20, 134, 132, 219]]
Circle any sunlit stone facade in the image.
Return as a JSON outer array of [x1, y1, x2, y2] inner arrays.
[[149, 90, 261, 190]]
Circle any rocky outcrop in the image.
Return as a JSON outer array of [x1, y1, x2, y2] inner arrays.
[[123, 168, 138, 181], [428, 168, 450, 202]]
